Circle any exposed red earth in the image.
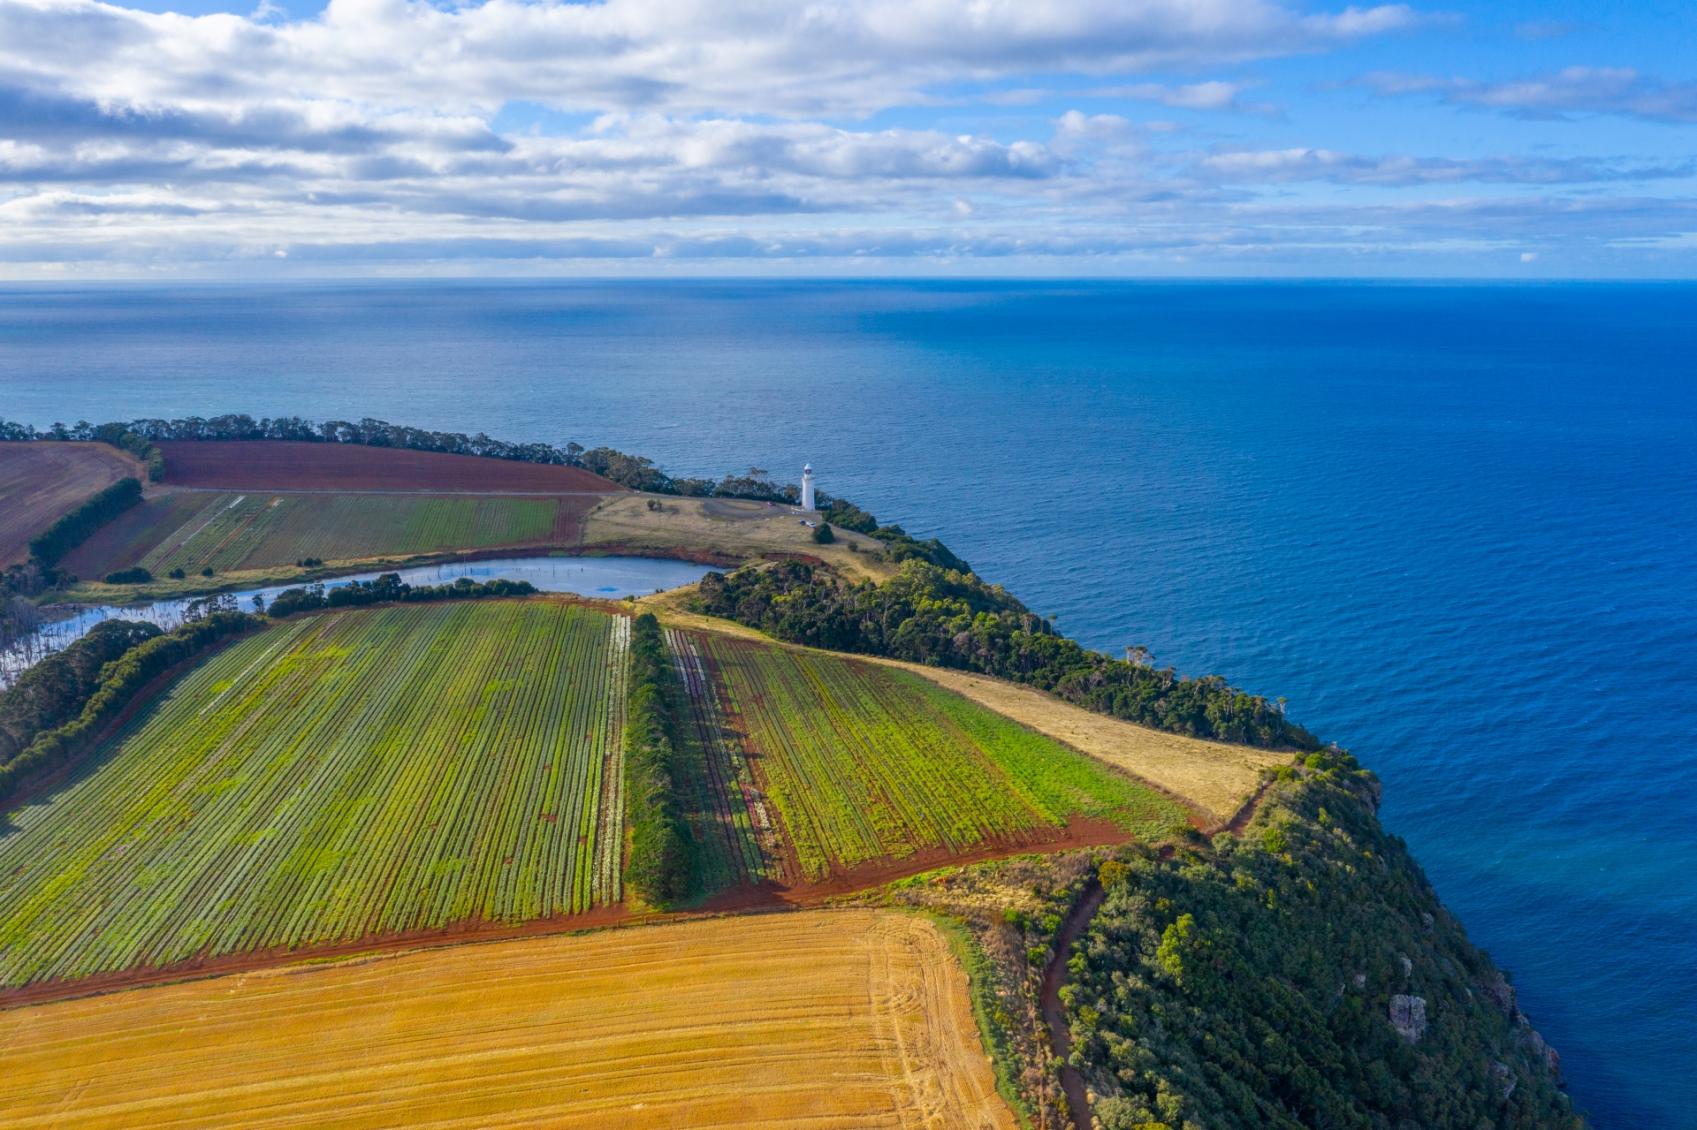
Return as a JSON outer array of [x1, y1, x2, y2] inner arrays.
[[0, 443, 137, 565], [157, 440, 625, 493]]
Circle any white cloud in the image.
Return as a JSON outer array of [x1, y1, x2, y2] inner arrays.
[[1195, 147, 1695, 185], [0, 0, 1430, 118], [1356, 67, 1697, 124], [0, 0, 1687, 274], [1092, 80, 1278, 115]]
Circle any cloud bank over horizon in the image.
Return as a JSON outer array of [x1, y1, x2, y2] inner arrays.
[[1, 0, 1693, 277]]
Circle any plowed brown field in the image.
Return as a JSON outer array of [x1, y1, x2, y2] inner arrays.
[[158, 440, 623, 493], [1, 910, 1016, 1130], [0, 443, 136, 565]]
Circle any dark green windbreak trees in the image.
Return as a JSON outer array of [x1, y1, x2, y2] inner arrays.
[[0, 619, 161, 766], [27, 477, 142, 566], [622, 613, 691, 904]]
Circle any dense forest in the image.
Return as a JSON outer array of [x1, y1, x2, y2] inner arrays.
[[696, 559, 1314, 749], [1069, 757, 1580, 1129]]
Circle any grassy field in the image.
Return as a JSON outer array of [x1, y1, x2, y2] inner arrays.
[[64, 490, 571, 578], [0, 910, 1013, 1130], [679, 629, 1186, 882], [0, 442, 136, 566], [585, 494, 894, 579], [0, 601, 629, 989]]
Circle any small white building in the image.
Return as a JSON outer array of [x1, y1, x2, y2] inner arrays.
[[800, 463, 816, 511]]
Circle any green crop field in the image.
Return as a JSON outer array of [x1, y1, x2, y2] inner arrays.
[[0, 601, 629, 989], [668, 629, 787, 890], [63, 490, 568, 579], [139, 492, 561, 573], [677, 630, 1186, 882]]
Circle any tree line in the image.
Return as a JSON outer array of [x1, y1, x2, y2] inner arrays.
[[695, 559, 1316, 750], [0, 612, 253, 804], [622, 612, 691, 905], [263, 574, 537, 617], [0, 620, 162, 769], [27, 478, 142, 566]]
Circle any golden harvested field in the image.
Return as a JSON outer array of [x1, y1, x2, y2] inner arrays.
[[1, 910, 1016, 1130]]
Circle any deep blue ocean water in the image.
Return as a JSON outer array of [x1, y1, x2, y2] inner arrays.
[[1, 280, 1692, 1127]]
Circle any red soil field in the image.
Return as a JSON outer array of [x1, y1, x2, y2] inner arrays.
[[0, 443, 137, 566], [158, 441, 625, 494]]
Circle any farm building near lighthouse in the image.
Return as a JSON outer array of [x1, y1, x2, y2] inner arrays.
[[800, 464, 817, 511]]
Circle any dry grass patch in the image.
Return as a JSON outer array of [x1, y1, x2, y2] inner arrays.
[[1, 909, 1016, 1130], [874, 662, 1291, 825], [585, 494, 894, 579]]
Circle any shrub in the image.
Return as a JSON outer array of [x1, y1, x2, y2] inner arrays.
[[812, 522, 835, 545], [102, 567, 153, 585], [167, 567, 186, 579]]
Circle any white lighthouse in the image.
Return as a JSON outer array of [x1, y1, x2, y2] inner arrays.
[[800, 464, 817, 512]]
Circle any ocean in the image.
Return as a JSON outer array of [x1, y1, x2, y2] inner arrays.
[[2, 279, 1692, 1127]]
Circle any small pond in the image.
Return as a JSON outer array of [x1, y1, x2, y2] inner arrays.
[[1, 555, 715, 685]]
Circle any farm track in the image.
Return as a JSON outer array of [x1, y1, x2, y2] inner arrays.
[[666, 628, 783, 892], [1042, 880, 1107, 1130]]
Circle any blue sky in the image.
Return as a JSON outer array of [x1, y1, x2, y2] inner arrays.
[[1, 0, 1693, 277]]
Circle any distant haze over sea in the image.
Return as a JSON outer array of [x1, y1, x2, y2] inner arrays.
[[3, 279, 1693, 1127]]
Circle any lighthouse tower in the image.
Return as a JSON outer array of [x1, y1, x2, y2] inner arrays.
[[800, 464, 817, 511]]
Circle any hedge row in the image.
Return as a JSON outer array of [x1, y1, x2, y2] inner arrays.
[[622, 613, 691, 905], [92, 424, 165, 481], [28, 477, 143, 566], [265, 574, 538, 617], [0, 620, 162, 767], [0, 612, 256, 803]]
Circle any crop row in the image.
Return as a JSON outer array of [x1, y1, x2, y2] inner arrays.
[[665, 628, 781, 891], [688, 631, 1180, 881], [138, 492, 560, 574], [0, 600, 627, 988]]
